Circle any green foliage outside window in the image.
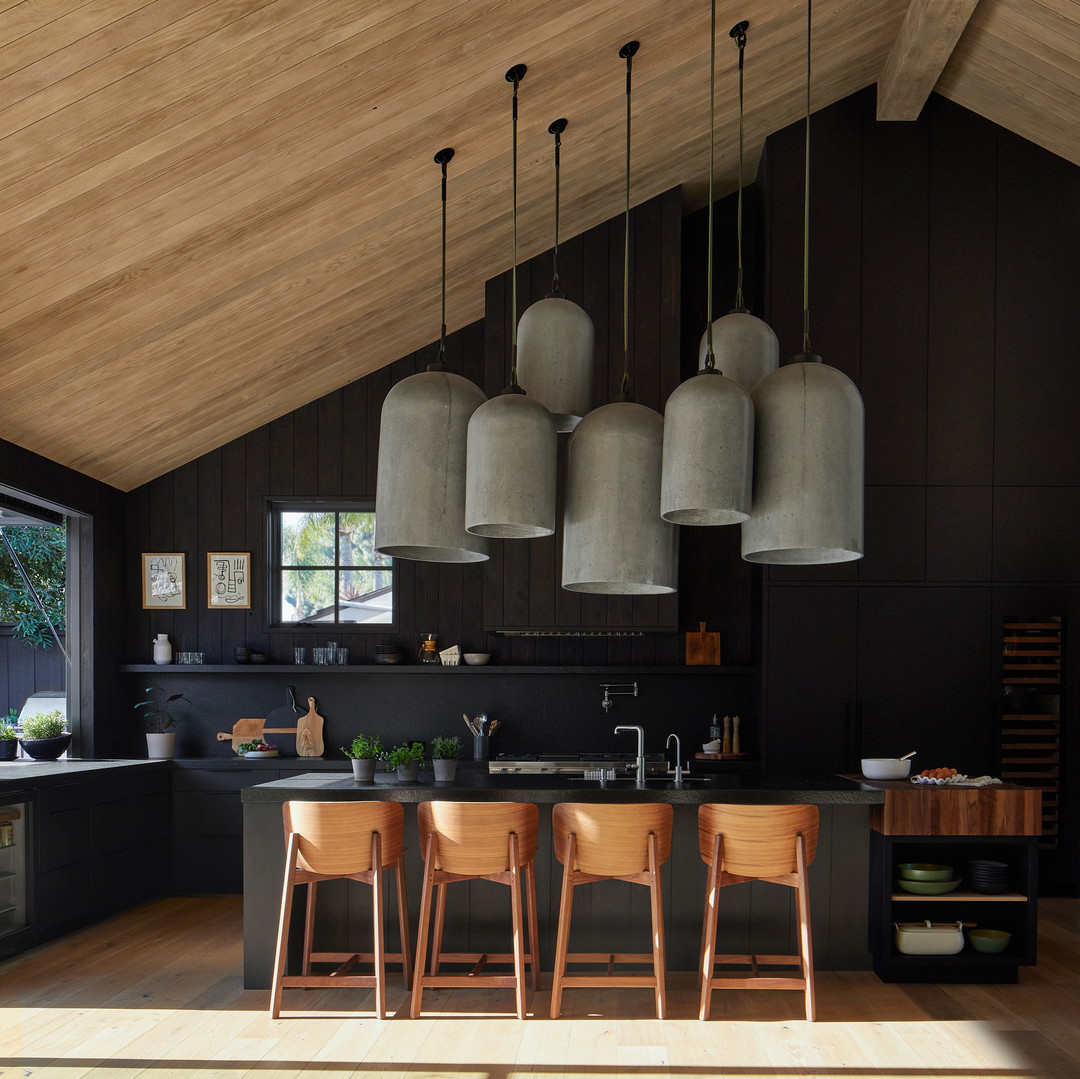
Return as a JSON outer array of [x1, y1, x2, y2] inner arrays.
[[0, 525, 66, 650]]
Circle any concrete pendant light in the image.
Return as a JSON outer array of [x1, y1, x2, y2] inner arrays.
[[375, 148, 489, 564], [516, 118, 595, 432], [741, 0, 864, 565], [661, 9, 754, 527], [562, 41, 678, 595], [696, 21, 778, 393], [466, 64, 557, 539]]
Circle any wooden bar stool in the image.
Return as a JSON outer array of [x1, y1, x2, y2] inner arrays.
[[549, 802, 673, 1019], [698, 803, 819, 1021], [411, 801, 540, 1019], [270, 800, 411, 1019]]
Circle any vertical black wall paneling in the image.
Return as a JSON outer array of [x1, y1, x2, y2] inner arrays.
[[925, 486, 992, 583], [197, 451, 223, 665], [858, 485, 927, 582], [994, 128, 1080, 486], [926, 97, 996, 486], [861, 91, 930, 486], [219, 435, 248, 661], [124, 480, 150, 662], [292, 400, 321, 497], [552, 439, 579, 630], [268, 413, 295, 496], [317, 391, 343, 497], [992, 488, 1080, 583], [243, 422, 271, 651], [482, 272, 508, 635], [583, 214, 612, 416], [364, 362, 391, 497], [340, 379, 367, 498], [146, 474, 177, 651], [170, 462, 200, 658]]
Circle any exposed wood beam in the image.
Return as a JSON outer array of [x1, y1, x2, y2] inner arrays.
[[877, 0, 981, 120]]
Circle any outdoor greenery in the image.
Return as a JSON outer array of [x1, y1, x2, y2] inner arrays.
[[0, 724, 17, 741], [381, 741, 425, 770], [278, 510, 391, 624], [21, 709, 66, 739], [0, 524, 66, 649], [430, 735, 462, 760], [135, 687, 190, 733], [341, 733, 382, 760]]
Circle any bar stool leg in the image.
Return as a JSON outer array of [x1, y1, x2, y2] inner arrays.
[[368, 833, 386, 1020], [301, 881, 317, 977], [699, 832, 722, 1021], [509, 834, 527, 1019], [430, 882, 449, 975], [647, 833, 667, 1020], [549, 833, 577, 1019], [270, 832, 300, 1019], [796, 835, 816, 1021], [395, 854, 412, 990], [525, 863, 541, 992], [411, 833, 437, 1019]]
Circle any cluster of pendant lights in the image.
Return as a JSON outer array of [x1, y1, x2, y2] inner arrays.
[[375, 0, 864, 589]]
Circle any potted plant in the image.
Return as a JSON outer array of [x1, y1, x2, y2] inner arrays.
[[135, 686, 190, 759], [382, 741, 424, 783], [19, 709, 71, 760], [237, 739, 279, 759], [430, 735, 462, 782], [0, 720, 18, 761], [341, 733, 382, 782]]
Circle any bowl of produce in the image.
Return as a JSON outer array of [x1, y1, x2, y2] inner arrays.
[[897, 878, 961, 895], [861, 757, 912, 780], [898, 863, 954, 882], [968, 928, 1011, 953]]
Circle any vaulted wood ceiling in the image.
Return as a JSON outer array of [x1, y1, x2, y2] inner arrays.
[[2, 0, 1077, 491]]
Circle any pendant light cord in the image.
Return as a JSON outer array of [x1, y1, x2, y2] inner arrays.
[[704, 1, 717, 370], [802, 0, 813, 356], [733, 19, 747, 312], [507, 65, 526, 389], [620, 42, 639, 399], [434, 147, 454, 369], [549, 118, 568, 294]]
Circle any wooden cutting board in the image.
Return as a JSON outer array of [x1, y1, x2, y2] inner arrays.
[[295, 697, 324, 758], [685, 621, 721, 665]]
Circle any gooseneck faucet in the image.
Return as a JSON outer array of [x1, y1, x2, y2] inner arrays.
[[615, 724, 646, 785], [666, 732, 683, 785]]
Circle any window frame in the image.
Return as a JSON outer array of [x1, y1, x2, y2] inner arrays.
[[265, 497, 395, 631]]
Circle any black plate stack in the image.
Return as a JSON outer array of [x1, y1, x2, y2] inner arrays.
[[967, 859, 1010, 894]]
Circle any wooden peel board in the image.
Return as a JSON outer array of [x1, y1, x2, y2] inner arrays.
[[295, 697, 324, 758], [685, 621, 721, 665], [215, 718, 298, 754]]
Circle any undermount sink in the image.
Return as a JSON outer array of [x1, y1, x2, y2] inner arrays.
[[568, 775, 717, 786]]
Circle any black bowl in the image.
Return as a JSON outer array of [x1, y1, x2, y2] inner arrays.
[[19, 734, 72, 760]]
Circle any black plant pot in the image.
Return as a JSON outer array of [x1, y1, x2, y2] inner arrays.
[[19, 734, 72, 760], [0, 739, 17, 760]]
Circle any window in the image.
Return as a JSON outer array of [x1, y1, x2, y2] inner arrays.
[[269, 501, 393, 627]]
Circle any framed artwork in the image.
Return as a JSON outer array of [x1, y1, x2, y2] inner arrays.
[[207, 552, 251, 609], [142, 553, 186, 609]]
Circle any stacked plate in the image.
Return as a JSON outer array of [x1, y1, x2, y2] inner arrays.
[[967, 859, 1009, 894], [896, 863, 961, 895]]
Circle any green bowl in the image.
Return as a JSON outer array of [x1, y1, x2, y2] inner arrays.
[[897, 877, 961, 895], [897, 862, 954, 882], [968, 929, 1011, 953]]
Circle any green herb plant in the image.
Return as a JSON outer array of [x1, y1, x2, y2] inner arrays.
[[430, 735, 462, 761], [381, 741, 425, 770], [341, 733, 382, 760], [0, 724, 18, 741], [135, 687, 190, 733], [20, 709, 66, 740]]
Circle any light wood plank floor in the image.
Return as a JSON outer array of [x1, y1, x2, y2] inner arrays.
[[1, 896, 1078, 1078]]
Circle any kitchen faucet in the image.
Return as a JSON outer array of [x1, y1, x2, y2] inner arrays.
[[615, 724, 646, 785], [601, 681, 638, 713], [666, 732, 683, 785]]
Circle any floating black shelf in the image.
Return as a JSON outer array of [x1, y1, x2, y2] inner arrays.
[[120, 664, 756, 675]]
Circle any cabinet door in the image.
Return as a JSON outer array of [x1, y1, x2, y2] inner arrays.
[[857, 588, 993, 773], [765, 586, 858, 774]]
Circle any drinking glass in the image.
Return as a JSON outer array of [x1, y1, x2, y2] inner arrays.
[[293, 647, 306, 665], [192, 652, 205, 665], [336, 648, 349, 665], [313, 647, 329, 664]]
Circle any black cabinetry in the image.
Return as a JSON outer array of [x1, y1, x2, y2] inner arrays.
[[868, 831, 1037, 983]]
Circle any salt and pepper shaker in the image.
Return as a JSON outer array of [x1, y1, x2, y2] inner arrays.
[[732, 715, 741, 755], [721, 714, 732, 754]]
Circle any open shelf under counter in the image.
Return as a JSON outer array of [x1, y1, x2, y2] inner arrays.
[[890, 889, 1028, 902], [120, 664, 756, 675]]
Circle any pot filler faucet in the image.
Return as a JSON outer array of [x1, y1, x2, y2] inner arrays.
[[601, 681, 638, 713], [614, 724, 646, 785]]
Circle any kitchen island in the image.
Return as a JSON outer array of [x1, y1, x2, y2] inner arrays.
[[242, 771, 884, 987]]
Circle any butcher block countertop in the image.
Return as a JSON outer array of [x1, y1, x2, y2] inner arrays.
[[839, 775, 1043, 836]]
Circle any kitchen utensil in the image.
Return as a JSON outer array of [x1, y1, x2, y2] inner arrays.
[[463, 653, 491, 665], [894, 920, 967, 955], [897, 863, 954, 881], [295, 697, 324, 758], [898, 750, 917, 761], [861, 757, 912, 780], [897, 878, 961, 895], [967, 928, 1011, 953], [685, 621, 721, 665]]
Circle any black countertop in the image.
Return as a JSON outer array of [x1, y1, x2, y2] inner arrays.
[[241, 770, 884, 805], [0, 758, 170, 789]]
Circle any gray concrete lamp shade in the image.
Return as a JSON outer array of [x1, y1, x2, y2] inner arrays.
[[516, 296, 595, 432], [741, 359, 864, 564], [660, 369, 754, 525], [465, 391, 557, 538], [562, 401, 679, 594], [697, 311, 780, 393], [374, 368, 490, 562]]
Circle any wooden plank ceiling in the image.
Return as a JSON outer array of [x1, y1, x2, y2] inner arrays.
[[1, 0, 1078, 491]]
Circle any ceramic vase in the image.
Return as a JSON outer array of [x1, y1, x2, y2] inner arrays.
[[153, 633, 172, 665], [145, 732, 176, 759], [432, 758, 457, 782]]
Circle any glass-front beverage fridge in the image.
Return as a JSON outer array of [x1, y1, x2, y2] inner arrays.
[[0, 792, 31, 957]]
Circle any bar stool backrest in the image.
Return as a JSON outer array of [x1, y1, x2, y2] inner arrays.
[[418, 801, 538, 874], [697, 804, 819, 877], [283, 800, 405, 875], [553, 803, 673, 875]]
